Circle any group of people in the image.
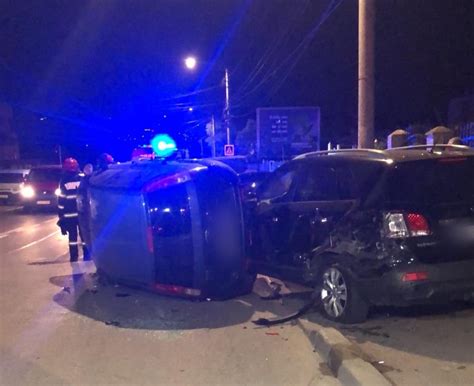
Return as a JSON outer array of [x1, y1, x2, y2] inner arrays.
[[57, 153, 114, 262]]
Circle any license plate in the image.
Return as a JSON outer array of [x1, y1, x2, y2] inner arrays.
[[0, 194, 8, 199], [37, 200, 51, 205]]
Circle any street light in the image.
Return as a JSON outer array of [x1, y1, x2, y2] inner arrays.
[[183, 57, 231, 147], [184, 56, 197, 70]]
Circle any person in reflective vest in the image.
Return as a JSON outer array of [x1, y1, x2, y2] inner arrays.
[[57, 157, 90, 262]]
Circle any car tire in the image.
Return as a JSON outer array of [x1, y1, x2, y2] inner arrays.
[[236, 272, 257, 296], [318, 264, 369, 324], [210, 271, 257, 300]]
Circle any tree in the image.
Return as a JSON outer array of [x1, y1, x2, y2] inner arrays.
[[235, 119, 256, 157]]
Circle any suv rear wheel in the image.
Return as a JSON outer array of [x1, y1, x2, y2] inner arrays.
[[319, 265, 368, 323]]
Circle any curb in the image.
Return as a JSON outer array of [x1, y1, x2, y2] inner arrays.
[[298, 319, 391, 386]]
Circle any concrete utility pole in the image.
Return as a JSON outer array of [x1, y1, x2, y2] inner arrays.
[[211, 114, 216, 157], [358, 0, 375, 148], [224, 68, 231, 145]]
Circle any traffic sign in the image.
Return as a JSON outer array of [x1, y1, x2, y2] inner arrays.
[[224, 144, 234, 156]]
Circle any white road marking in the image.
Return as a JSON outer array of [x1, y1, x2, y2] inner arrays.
[[0, 218, 57, 238], [7, 230, 60, 254], [0, 206, 20, 213]]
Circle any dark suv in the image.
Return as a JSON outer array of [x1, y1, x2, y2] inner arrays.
[[245, 145, 474, 323]]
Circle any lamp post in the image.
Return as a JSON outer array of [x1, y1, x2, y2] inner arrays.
[[224, 68, 230, 145], [184, 57, 231, 147]]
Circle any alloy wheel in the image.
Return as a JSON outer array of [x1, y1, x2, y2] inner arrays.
[[321, 267, 348, 318]]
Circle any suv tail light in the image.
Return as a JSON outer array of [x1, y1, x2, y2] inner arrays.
[[384, 212, 430, 238], [405, 213, 430, 236]]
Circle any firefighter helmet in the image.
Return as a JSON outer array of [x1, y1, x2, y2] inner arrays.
[[62, 157, 80, 172]]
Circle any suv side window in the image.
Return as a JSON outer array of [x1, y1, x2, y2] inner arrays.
[[338, 162, 385, 200], [294, 163, 338, 201], [259, 163, 297, 200], [336, 166, 356, 200]]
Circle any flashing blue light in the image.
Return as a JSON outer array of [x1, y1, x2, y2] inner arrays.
[[151, 134, 177, 158]]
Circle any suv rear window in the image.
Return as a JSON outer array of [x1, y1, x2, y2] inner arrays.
[[387, 158, 474, 204], [0, 173, 25, 183], [28, 168, 62, 182]]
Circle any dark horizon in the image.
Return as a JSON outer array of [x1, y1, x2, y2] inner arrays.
[[1, 0, 473, 160]]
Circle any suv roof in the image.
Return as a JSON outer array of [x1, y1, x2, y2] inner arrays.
[[295, 145, 474, 164]]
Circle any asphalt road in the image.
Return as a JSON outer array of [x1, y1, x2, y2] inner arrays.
[[2, 206, 473, 385], [302, 290, 474, 385], [0, 206, 338, 386]]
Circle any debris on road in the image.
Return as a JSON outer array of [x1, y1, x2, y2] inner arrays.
[[105, 320, 121, 327], [265, 332, 280, 336], [253, 276, 283, 300], [253, 295, 318, 326], [115, 293, 131, 298]]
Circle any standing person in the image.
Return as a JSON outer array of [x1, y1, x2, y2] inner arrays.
[[57, 158, 89, 262], [77, 163, 94, 258], [96, 153, 114, 173]]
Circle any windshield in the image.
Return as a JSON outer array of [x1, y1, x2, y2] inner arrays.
[[386, 158, 474, 204], [27, 168, 62, 183], [0, 173, 25, 183]]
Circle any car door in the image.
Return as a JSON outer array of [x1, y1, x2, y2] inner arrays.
[[288, 160, 357, 259], [253, 162, 300, 264]]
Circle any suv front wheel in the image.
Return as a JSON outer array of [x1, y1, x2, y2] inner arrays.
[[319, 265, 368, 323]]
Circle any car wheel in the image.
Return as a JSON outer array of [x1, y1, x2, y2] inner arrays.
[[319, 265, 368, 324], [210, 271, 257, 300], [237, 272, 257, 296]]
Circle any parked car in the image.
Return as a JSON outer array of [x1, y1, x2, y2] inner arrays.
[[245, 145, 474, 323], [0, 169, 29, 204], [21, 165, 62, 210]]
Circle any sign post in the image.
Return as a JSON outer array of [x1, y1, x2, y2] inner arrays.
[[224, 144, 235, 157]]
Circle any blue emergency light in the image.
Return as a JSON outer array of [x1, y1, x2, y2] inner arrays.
[[151, 134, 177, 158]]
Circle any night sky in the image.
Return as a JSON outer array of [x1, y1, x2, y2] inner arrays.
[[1, 0, 473, 160]]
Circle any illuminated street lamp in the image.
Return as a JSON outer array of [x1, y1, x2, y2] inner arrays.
[[184, 56, 197, 70], [183, 56, 231, 146]]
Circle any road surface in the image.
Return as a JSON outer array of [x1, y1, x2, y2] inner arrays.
[[2, 205, 473, 385], [0, 206, 337, 386]]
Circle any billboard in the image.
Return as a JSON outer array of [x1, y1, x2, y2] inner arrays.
[[256, 106, 320, 160]]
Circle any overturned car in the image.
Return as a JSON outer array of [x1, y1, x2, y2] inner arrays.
[[85, 159, 255, 299], [244, 145, 474, 323]]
